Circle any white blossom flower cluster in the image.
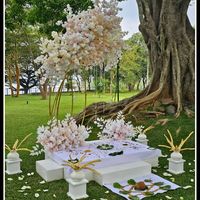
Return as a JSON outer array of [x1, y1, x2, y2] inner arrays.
[[34, 0, 126, 83], [94, 111, 136, 140], [133, 125, 145, 135], [35, 115, 91, 152]]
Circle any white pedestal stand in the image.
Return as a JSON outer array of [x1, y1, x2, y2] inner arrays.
[[136, 134, 148, 145], [167, 152, 185, 174], [66, 170, 88, 200], [5, 151, 22, 175]]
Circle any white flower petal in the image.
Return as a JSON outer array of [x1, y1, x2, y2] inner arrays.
[[183, 185, 192, 189], [35, 193, 40, 198], [165, 196, 173, 199], [163, 172, 172, 177], [40, 180, 45, 184]]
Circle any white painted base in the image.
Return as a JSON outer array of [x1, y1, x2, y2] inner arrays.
[[94, 160, 151, 185], [135, 138, 148, 145], [67, 178, 88, 200], [5, 158, 22, 175], [64, 169, 93, 182], [36, 159, 64, 182], [167, 158, 185, 174], [145, 157, 159, 167]]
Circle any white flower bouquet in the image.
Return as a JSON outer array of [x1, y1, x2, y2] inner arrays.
[[94, 111, 135, 140], [35, 114, 91, 153]]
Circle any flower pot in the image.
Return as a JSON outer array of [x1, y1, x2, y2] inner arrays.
[[138, 134, 147, 140], [171, 151, 182, 161], [70, 170, 85, 182], [7, 151, 20, 160]]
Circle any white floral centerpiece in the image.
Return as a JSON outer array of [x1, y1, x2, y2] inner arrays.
[[32, 115, 91, 153], [94, 111, 135, 140]]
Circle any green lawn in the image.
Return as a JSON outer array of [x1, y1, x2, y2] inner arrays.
[[5, 92, 195, 200]]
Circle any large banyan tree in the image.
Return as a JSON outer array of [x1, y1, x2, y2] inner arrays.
[[75, 0, 195, 123]]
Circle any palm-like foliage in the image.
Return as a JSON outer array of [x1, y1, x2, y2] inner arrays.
[[159, 129, 194, 152], [63, 151, 101, 174], [5, 133, 33, 152]]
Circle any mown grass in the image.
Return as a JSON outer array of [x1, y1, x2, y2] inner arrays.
[[5, 92, 195, 200]]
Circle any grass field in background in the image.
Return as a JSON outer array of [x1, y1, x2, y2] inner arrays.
[[5, 92, 195, 200]]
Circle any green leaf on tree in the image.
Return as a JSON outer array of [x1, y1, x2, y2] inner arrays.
[[113, 182, 122, 189], [127, 179, 136, 185]]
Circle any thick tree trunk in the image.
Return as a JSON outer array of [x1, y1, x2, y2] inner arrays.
[[75, 0, 195, 123]]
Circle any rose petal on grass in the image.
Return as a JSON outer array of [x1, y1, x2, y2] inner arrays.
[[170, 177, 175, 182], [190, 179, 194, 182], [40, 180, 45, 184], [18, 190, 24, 192], [24, 193, 28, 196], [35, 193, 40, 198], [7, 178, 13, 181], [43, 189, 48, 192], [161, 154, 168, 157], [53, 194, 56, 198], [180, 197, 184, 200], [165, 195, 173, 199], [105, 190, 109, 194], [18, 177, 24, 180], [183, 185, 192, 189], [27, 173, 31, 176], [188, 163, 191, 166], [163, 172, 172, 177], [36, 189, 41, 192]]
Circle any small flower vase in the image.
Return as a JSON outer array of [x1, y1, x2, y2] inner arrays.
[[6, 151, 22, 175], [167, 151, 185, 174], [66, 170, 88, 200], [136, 134, 148, 145], [70, 170, 85, 182]]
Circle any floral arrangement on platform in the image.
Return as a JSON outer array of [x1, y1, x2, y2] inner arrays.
[[35, 115, 91, 152], [94, 111, 135, 140]]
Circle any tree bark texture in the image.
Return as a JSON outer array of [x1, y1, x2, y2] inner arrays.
[[75, 0, 195, 123]]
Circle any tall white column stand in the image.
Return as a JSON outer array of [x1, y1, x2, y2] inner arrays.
[[167, 151, 185, 174], [5, 151, 22, 175], [66, 170, 88, 200], [136, 134, 148, 145]]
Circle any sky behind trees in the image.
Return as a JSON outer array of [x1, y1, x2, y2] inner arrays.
[[118, 0, 196, 39]]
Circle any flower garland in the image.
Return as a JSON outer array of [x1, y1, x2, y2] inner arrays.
[[94, 111, 136, 140]]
